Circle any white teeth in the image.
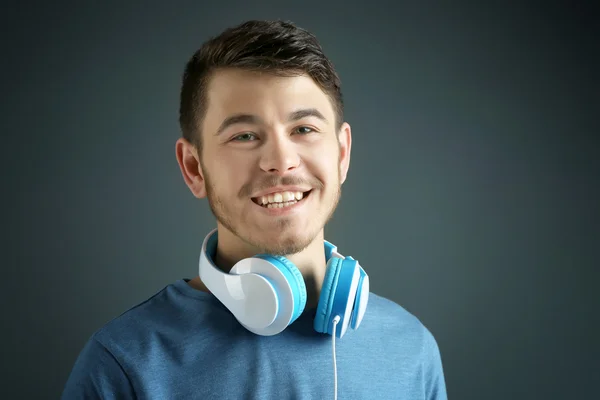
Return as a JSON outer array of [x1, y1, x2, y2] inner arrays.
[[284, 192, 295, 202], [266, 201, 296, 209], [258, 190, 306, 206]]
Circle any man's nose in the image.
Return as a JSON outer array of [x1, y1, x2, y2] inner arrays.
[[258, 134, 301, 174]]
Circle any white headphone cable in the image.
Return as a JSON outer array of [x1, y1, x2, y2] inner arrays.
[[332, 315, 341, 400]]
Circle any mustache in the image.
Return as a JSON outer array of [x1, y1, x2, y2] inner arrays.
[[239, 175, 324, 198]]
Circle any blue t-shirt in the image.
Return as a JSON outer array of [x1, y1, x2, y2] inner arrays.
[[62, 279, 447, 399]]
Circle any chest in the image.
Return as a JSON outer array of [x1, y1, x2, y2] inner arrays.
[[128, 331, 425, 400]]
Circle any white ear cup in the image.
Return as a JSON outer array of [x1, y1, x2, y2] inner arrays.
[[230, 258, 296, 336], [197, 230, 276, 332], [229, 273, 278, 331]]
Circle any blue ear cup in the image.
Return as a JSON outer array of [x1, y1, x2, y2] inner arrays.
[[253, 254, 307, 325], [314, 257, 361, 336], [314, 257, 343, 334]]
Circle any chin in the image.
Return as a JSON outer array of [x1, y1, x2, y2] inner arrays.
[[250, 224, 318, 256]]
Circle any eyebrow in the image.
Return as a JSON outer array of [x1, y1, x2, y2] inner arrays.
[[215, 108, 328, 135]]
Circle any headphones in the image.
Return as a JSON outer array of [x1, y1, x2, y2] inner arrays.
[[198, 228, 370, 338]]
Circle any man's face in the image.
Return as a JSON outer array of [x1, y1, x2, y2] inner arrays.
[[197, 68, 351, 255]]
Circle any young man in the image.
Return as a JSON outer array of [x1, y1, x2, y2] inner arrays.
[[62, 20, 447, 399]]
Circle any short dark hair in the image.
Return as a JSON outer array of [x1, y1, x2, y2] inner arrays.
[[178, 20, 344, 151]]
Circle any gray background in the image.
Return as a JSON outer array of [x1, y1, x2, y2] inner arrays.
[[2, 1, 598, 399]]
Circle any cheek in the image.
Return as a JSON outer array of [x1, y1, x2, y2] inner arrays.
[[217, 156, 253, 195], [320, 150, 342, 181], [305, 140, 339, 173]]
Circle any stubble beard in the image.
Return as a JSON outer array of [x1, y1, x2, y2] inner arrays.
[[201, 164, 342, 256]]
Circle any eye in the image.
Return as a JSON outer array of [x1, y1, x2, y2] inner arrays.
[[232, 132, 257, 142], [294, 126, 315, 135]]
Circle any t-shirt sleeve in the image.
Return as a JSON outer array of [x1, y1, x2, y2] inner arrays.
[[422, 327, 448, 400], [61, 336, 136, 400]]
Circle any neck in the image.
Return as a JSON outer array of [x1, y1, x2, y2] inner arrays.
[[191, 225, 327, 310]]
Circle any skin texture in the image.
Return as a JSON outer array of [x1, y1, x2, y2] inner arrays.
[[175, 68, 352, 308]]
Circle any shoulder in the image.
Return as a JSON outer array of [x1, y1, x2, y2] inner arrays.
[[350, 292, 447, 398], [91, 280, 222, 350], [363, 292, 442, 355], [365, 291, 425, 329], [93, 282, 176, 341]]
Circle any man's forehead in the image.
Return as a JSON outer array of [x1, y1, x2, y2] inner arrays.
[[204, 69, 334, 121]]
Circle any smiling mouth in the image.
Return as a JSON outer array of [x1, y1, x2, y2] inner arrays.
[[251, 190, 312, 209]]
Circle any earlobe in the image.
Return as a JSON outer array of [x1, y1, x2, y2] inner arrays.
[[175, 138, 207, 199], [338, 123, 352, 184]]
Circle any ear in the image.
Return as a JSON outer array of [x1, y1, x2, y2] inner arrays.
[[337, 122, 352, 184], [175, 138, 207, 199]]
